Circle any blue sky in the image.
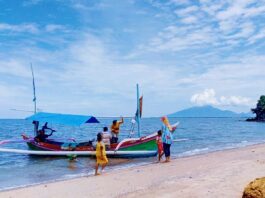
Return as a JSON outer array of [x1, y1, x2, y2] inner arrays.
[[0, 0, 264, 118]]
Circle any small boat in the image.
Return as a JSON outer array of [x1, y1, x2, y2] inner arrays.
[[0, 85, 158, 158], [19, 132, 157, 158]]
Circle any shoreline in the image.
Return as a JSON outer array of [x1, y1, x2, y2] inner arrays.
[[1, 143, 265, 197], [0, 141, 263, 192]]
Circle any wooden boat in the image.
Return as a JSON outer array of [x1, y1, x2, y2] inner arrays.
[[19, 132, 157, 158], [0, 85, 158, 158]]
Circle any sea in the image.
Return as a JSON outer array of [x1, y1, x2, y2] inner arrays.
[[0, 117, 265, 191]]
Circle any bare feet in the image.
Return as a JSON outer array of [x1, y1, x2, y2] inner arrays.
[[95, 173, 100, 176]]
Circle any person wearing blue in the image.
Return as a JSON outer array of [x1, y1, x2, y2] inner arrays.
[[161, 116, 176, 163]]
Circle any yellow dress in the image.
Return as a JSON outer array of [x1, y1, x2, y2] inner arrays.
[[96, 142, 108, 165]]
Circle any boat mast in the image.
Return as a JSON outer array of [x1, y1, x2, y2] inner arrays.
[[136, 84, 141, 137], [30, 63, 37, 114]]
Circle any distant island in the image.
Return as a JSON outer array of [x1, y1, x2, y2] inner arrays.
[[168, 105, 252, 118], [246, 95, 265, 122]]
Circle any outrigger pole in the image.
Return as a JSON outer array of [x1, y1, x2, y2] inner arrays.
[[30, 63, 37, 114], [136, 84, 141, 137]]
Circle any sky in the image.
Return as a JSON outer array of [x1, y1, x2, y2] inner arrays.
[[0, 0, 264, 118]]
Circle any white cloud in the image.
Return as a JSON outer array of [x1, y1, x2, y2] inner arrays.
[[0, 32, 188, 117], [175, 5, 199, 16], [1, 0, 265, 117], [144, 0, 265, 53], [0, 60, 31, 78], [181, 16, 198, 24], [31, 31, 262, 115], [191, 89, 219, 106], [23, 0, 43, 6], [45, 24, 66, 33], [248, 27, 265, 43], [72, 2, 109, 11], [57, 34, 181, 97], [230, 21, 255, 39], [170, 0, 190, 5], [244, 5, 265, 17], [191, 89, 253, 107], [0, 23, 68, 35], [0, 23, 39, 34], [0, 84, 27, 98], [219, 96, 252, 106]]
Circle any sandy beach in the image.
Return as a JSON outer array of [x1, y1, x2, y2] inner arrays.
[[1, 143, 265, 198]]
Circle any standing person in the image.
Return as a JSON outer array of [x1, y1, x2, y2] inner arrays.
[[111, 117, 124, 143], [32, 120, 39, 135], [95, 133, 108, 176], [102, 127, 112, 149], [156, 130, 164, 162], [161, 116, 176, 163]]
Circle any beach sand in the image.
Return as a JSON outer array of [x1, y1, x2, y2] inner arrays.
[[1, 144, 265, 198]]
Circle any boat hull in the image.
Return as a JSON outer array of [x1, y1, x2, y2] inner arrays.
[[21, 133, 158, 158], [0, 148, 157, 158]]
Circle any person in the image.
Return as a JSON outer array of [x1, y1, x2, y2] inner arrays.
[[156, 130, 164, 162], [101, 127, 112, 149], [67, 144, 77, 162], [110, 117, 124, 143], [32, 120, 39, 135], [95, 133, 108, 176], [42, 122, 54, 134], [34, 130, 52, 142], [67, 144, 78, 170], [34, 123, 55, 142], [161, 116, 176, 163]]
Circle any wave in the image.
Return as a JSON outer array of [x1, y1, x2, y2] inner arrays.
[[178, 147, 210, 157], [175, 139, 265, 159]]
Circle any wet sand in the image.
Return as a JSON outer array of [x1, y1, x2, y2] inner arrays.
[[1, 144, 265, 198]]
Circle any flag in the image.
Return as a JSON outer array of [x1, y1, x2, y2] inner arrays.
[[135, 96, 143, 120]]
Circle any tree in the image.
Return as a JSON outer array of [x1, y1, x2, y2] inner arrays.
[[251, 95, 265, 121]]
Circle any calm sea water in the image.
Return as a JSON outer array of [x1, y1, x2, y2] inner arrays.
[[0, 117, 265, 190]]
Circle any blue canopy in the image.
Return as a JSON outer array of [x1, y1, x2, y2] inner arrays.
[[26, 112, 99, 126]]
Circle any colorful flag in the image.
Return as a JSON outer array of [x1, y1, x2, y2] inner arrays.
[[135, 96, 143, 120]]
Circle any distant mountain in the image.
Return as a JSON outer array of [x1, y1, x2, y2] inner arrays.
[[168, 105, 253, 118]]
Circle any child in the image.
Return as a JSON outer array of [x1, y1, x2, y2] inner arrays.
[[95, 133, 108, 176], [67, 143, 77, 162], [156, 130, 164, 162]]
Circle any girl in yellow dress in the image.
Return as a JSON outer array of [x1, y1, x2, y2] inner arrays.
[[95, 133, 108, 176]]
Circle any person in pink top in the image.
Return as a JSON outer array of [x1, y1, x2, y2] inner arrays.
[[156, 130, 164, 162]]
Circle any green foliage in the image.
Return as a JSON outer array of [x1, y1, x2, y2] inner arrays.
[[251, 95, 265, 120]]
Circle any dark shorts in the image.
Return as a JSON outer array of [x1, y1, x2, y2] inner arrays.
[[163, 143, 171, 157], [111, 137, 118, 144]]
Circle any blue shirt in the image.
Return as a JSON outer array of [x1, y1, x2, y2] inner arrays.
[[162, 124, 173, 145]]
